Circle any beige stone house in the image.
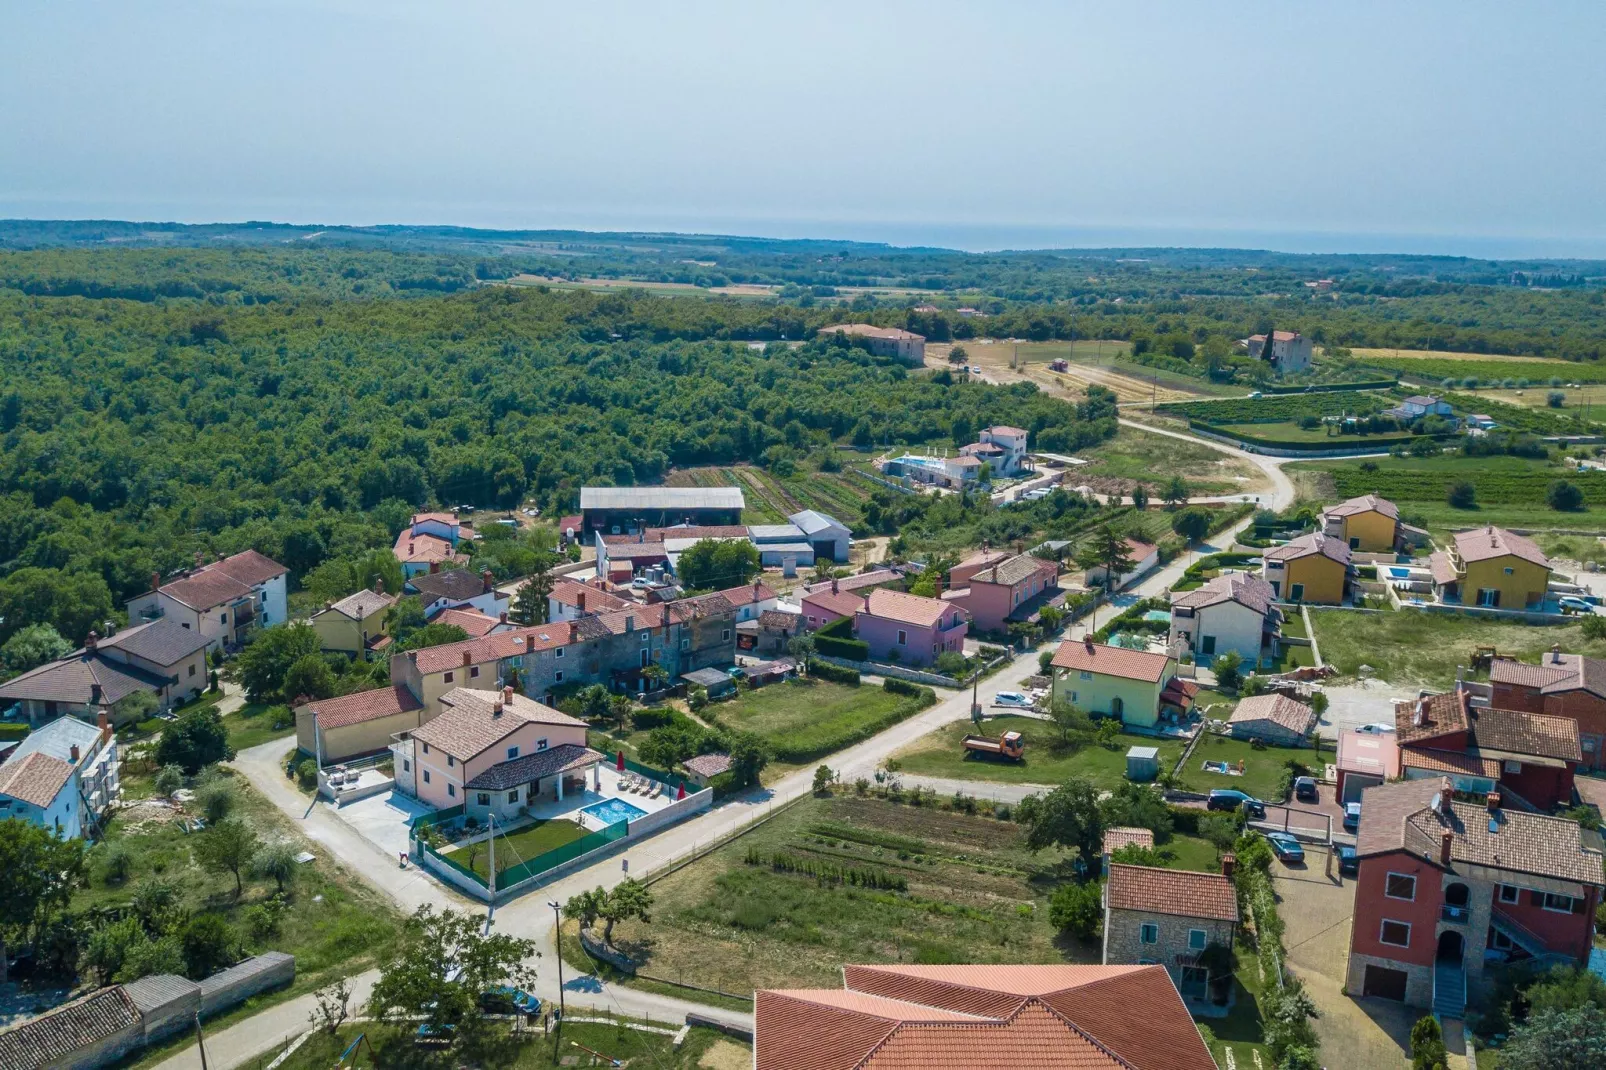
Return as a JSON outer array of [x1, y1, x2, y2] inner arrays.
[[1103, 862, 1240, 1007]]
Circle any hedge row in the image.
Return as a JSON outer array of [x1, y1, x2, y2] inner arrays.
[[1188, 420, 1424, 452], [882, 677, 923, 697], [815, 633, 871, 660], [809, 661, 862, 687], [1259, 379, 1397, 394]]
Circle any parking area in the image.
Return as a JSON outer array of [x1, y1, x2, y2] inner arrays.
[[1317, 679, 1409, 738], [337, 789, 435, 859]]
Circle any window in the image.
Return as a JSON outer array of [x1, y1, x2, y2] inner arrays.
[[188, 664, 196, 677], [447, 784, 456, 798], [1290, 583, 1305, 602], [1503, 567, 1514, 575], [477, 793, 489, 805], [423, 770, 432, 784], [1200, 635, 1216, 656], [932, 644, 938, 656], [554, 670, 564, 683], [220, 613, 227, 624], [1503, 759, 1522, 774], [1379, 920, 1411, 947], [897, 629, 907, 645], [1384, 873, 1417, 901], [1499, 884, 1521, 904], [1079, 670, 1093, 681], [555, 647, 564, 658], [444, 671, 454, 684], [641, 650, 650, 667], [641, 631, 649, 643], [422, 743, 430, 754], [1543, 893, 1579, 914], [1070, 691, 1079, 703], [1477, 588, 1500, 607], [1269, 581, 1280, 596], [447, 755, 455, 768], [1140, 923, 1159, 944], [403, 760, 411, 773], [507, 746, 519, 761], [807, 615, 817, 625], [470, 666, 480, 679], [507, 791, 518, 803], [681, 638, 690, 651], [182, 622, 191, 629], [1188, 929, 1207, 951], [722, 629, 730, 641], [537, 738, 548, 752]]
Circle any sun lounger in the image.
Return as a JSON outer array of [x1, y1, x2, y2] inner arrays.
[[649, 782, 663, 799]]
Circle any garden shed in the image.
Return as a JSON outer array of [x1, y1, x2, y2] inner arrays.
[[198, 952, 295, 1014], [681, 667, 736, 699], [1125, 745, 1160, 782]]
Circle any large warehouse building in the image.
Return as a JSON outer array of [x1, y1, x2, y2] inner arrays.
[[579, 486, 746, 535]]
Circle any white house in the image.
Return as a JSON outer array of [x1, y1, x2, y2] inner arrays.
[[788, 509, 852, 563], [978, 426, 1030, 476], [1383, 395, 1457, 425], [0, 715, 119, 840], [714, 581, 781, 624], [124, 550, 288, 654], [1168, 571, 1281, 666], [1085, 539, 1159, 591], [405, 568, 510, 620]]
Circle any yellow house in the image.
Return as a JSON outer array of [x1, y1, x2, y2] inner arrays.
[[1262, 532, 1350, 604], [308, 585, 396, 656], [295, 683, 424, 763], [1320, 494, 1399, 553], [1431, 526, 1552, 609]]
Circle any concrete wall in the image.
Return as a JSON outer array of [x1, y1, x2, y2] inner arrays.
[[198, 952, 295, 1015]]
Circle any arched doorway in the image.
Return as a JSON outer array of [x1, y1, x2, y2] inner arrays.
[[1110, 696, 1125, 721], [1437, 930, 1464, 964]]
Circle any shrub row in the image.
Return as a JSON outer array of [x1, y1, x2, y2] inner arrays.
[[806, 820, 927, 855], [809, 661, 862, 687], [744, 846, 908, 891], [629, 707, 686, 731], [1162, 392, 1390, 425], [1189, 420, 1423, 452], [815, 633, 871, 660], [1258, 379, 1397, 394], [882, 677, 923, 697]]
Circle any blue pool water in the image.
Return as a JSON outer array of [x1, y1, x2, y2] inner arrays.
[[582, 798, 647, 826], [1387, 567, 1412, 579]]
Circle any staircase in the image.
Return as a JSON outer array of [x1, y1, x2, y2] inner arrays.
[[1433, 960, 1466, 1021], [1491, 907, 1548, 957]]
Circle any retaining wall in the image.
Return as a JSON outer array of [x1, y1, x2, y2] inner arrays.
[[812, 654, 964, 688]]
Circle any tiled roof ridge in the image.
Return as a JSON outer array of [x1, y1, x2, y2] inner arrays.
[[855, 998, 1133, 1070]]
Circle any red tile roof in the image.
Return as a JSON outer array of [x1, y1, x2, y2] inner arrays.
[[1105, 864, 1239, 922], [861, 588, 958, 629], [0, 751, 75, 809], [1103, 827, 1155, 855], [1492, 652, 1606, 699], [1228, 693, 1318, 737], [1323, 494, 1399, 521], [1050, 639, 1172, 683], [1263, 531, 1351, 566], [296, 684, 423, 730], [549, 580, 631, 615], [1452, 525, 1550, 569], [410, 511, 457, 525], [411, 688, 587, 762], [804, 589, 868, 620], [156, 569, 252, 612], [207, 549, 288, 587], [715, 581, 778, 607], [393, 530, 463, 565], [433, 608, 502, 638]]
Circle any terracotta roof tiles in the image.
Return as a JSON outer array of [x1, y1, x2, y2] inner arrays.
[[0, 986, 141, 1070], [1105, 864, 1239, 922], [1228, 693, 1318, 738], [861, 588, 958, 629], [1452, 526, 1550, 569], [1323, 494, 1399, 521], [1050, 639, 1172, 683], [296, 684, 423, 730], [1263, 531, 1351, 566], [1102, 827, 1156, 855], [410, 688, 586, 762], [0, 751, 75, 809]]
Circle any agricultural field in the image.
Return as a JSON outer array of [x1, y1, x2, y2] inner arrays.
[[1438, 394, 1601, 434], [1161, 392, 1392, 425], [1074, 425, 1269, 496], [932, 339, 1236, 404], [701, 678, 933, 766], [1350, 348, 1606, 385], [565, 794, 1095, 995], [889, 716, 1185, 790], [1309, 609, 1606, 689], [1289, 453, 1606, 534], [663, 462, 880, 526]]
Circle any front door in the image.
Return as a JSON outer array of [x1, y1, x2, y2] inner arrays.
[[1200, 635, 1217, 657], [1290, 583, 1305, 602]]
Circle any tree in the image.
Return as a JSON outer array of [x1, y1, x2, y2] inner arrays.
[[609, 693, 633, 733], [1096, 717, 1122, 746], [1015, 779, 1104, 863], [1501, 1005, 1606, 1070], [281, 653, 337, 704], [393, 622, 470, 652], [1524, 964, 1606, 1016], [813, 765, 834, 794], [369, 905, 537, 1040], [597, 878, 654, 944], [180, 913, 239, 979], [1549, 480, 1585, 512], [509, 568, 552, 626], [112, 689, 159, 726], [727, 730, 770, 787], [1100, 781, 1174, 839], [84, 916, 150, 985], [1048, 881, 1101, 940], [1549, 391, 1567, 408], [157, 707, 234, 774], [0, 818, 86, 971], [1045, 701, 1092, 747], [196, 819, 260, 897], [562, 887, 607, 934], [0, 623, 71, 673], [309, 978, 353, 1036], [1447, 480, 1476, 509], [1410, 1015, 1447, 1070], [1213, 650, 1244, 691], [1108, 843, 1166, 867], [384, 596, 428, 644], [1162, 475, 1189, 510], [253, 841, 299, 894], [1076, 526, 1134, 590], [1131, 484, 1149, 510], [1309, 690, 1329, 718], [1171, 507, 1212, 544], [235, 623, 321, 703], [677, 538, 760, 590], [0, 567, 115, 646], [154, 764, 184, 797]]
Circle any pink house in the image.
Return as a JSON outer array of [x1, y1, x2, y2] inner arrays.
[[393, 686, 603, 819], [801, 583, 871, 630], [948, 548, 1013, 588], [946, 553, 1060, 634], [854, 589, 967, 668]]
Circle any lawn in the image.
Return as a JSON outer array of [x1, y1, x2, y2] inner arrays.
[[1194, 939, 1276, 1068], [266, 1019, 745, 1070], [448, 818, 589, 879], [566, 794, 1094, 996], [704, 678, 930, 765], [1077, 425, 1267, 495], [1309, 608, 1606, 689], [222, 702, 293, 751], [1180, 733, 1321, 802], [888, 716, 1185, 789]]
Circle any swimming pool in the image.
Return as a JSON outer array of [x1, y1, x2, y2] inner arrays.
[[582, 798, 647, 827]]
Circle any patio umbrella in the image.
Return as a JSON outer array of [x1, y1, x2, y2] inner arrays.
[[616, 750, 625, 772], [676, 783, 685, 801]]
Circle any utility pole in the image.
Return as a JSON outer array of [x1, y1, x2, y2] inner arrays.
[[194, 1013, 210, 1070], [486, 810, 496, 927], [549, 900, 566, 1021]]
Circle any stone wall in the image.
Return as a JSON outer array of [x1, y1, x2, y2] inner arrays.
[[1102, 905, 1234, 990]]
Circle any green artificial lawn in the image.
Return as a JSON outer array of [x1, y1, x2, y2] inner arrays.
[[890, 716, 1185, 789], [449, 818, 590, 879], [1180, 734, 1320, 801]]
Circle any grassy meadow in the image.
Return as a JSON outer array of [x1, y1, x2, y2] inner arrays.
[[1309, 609, 1606, 689]]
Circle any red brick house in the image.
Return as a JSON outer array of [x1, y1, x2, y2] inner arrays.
[[1490, 650, 1606, 771], [1395, 689, 1582, 811], [1346, 777, 1603, 1016]]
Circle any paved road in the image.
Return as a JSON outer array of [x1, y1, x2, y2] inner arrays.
[[162, 421, 1286, 1069]]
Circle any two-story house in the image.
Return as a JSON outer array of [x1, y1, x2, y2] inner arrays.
[[1345, 777, 1603, 1014], [1103, 861, 1239, 1008], [1490, 649, 1606, 771], [944, 553, 1060, 634], [1262, 531, 1350, 604], [392, 512, 472, 577], [1169, 571, 1281, 666], [308, 582, 395, 656], [547, 579, 631, 622], [1050, 637, 1196, 729], [0, 620, 211, 725], [799, 583, 868, 630], [405, 568, 510, 621], [1430, 526, 1552, 609], [125, 550, 288, 654], [1320, 494, 1401, 552], [714, 581, 780, 624], [853, 589, 967, 668], [1394, 688, 1581, 810], [977, 425, 1030, 476], [1383, 395, 1456, 425], [0, 714, 119, 840], [1246, 330, 1313, 375]]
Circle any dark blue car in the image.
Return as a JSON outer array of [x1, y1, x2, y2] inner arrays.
[[1336, 844, 1359, 877]]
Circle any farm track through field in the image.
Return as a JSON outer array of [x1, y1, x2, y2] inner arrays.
[[732, 466, 799, 518]]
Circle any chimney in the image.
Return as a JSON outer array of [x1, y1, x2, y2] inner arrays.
[[429, 560, 440, 574], [408, 541, 415, 555], [91, 683, 102, 705], [461, 650, 471, 667], [482, 569, 493, 593], [373, 578, 384, 594], [492, 696, 503, 717], [1085, 634, 1095, 653], [568, 622, 578, 643], [1413, 699, 1427, 727], [70, 744, 80, 762], [407, 650, 418, 663], [1220, 854, 1236, 879], [577, 591, 586, 612], [84, 630, 99, 653], [97, 710, 110, 742], [499, 611, 508, 624], [1486, 791, 1501, 812], [1439, 828, 1454, 866], [503, 684, 514, 705], [150, 571, 161, 593], [324, 601, 333, 611], [1552, 644, 1563, 665], [831, 579, 839, 595]]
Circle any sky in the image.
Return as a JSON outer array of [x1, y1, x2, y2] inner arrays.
[[4, 1, 1606, 256]]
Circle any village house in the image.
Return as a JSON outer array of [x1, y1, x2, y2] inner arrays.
[[405, 567, 510, 620], [1227, 693, 1319, 746], [1168, 570, 1281, 666], [947, 548, 1013, 587], [125, 550, 288, 654], [1490, 649, 1606, 771], [579, 486, 745, 536], [737, 609, 802, 656], [1084, 538, 1159, 590], [1393, 688, 1581, 810], [296, 683, 426, 766], [547, 579, 631, 621], [1262, 531, 1350, 604], [392, 530, 466, 576], [854, 588, 968, 668], [1320, 494, 1401, 552], [1049, 637, 1196, 729], [0, 714, 119, 841], [1336, 730, 1400, 806], [976, 425, 1030, 475], [1101, 826, 1155, 870], [432, 607, 509, 638], [1430, 526, 1552, 609], [1103, 862, 1240, 1008], [815, 323, 927, 364], [1383, 395, 1456, 425], [1245, 330, 1313, 375], [799, 582, 869, 630], [0, 619, 211, 725], [754, 963, 1217, 1070], [308, 582, 395, 656], [1345, 777, 1603, 1014], [715, 580, 780, 623], [943, 553, 1060, 634]]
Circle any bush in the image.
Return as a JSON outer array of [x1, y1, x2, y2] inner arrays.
[[1548, 391, 1567, 408], [814, 633, 871, 661], [1447, 480, 1477, 509], [180, 914, 239, 979], [1548, 480, 1585, 512], [295, 759, 318, 789], [157, 707, 233, 775], [1048, 881, 1102, 941], [101, 843, 134, 885], [1409, 1015, 1446, 1070], [882, 677, 922, 697], [197, 778, 236, 823], [153, 764, 184, 797], [809, 661, 861, 687], [628, 707, 682, 731]]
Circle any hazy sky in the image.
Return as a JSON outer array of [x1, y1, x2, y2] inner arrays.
[[5, 1, 1606, 255]]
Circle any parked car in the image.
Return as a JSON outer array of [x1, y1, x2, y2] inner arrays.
[[1247, 391, 1264, 399], [1293, 776, 1318, 803], [1265, 832, 1305, 864], [1558, 596, 1595, 614], [994, 691, 1033, 708], [1335, 843, 1359, 877], [1207, 789, 1265, 818], [1343, 801, 1362, 832], [1355, 722, 1395, 735]]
